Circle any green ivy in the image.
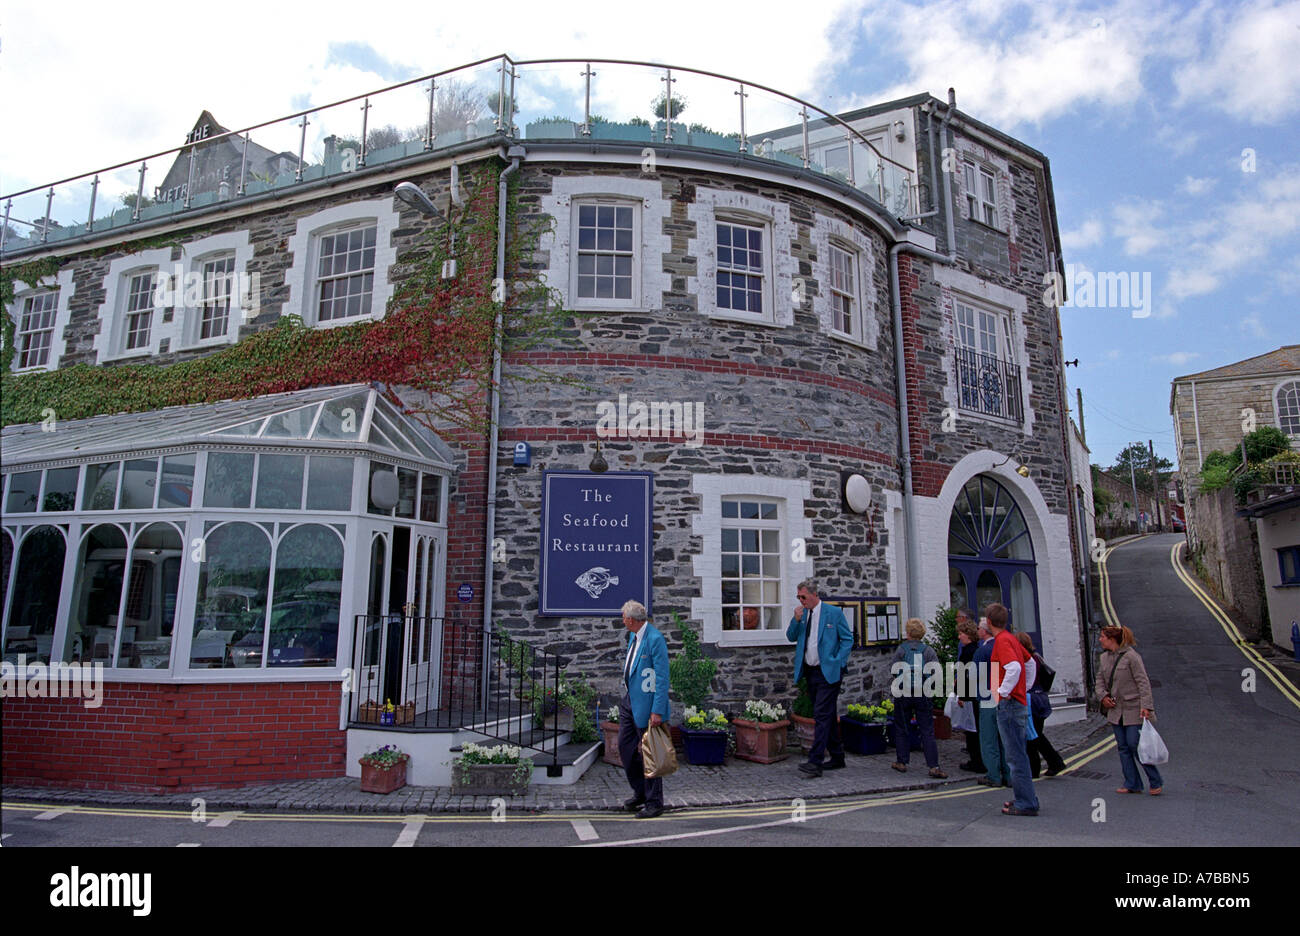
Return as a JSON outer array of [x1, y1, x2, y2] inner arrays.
[[1, 161, 579, 439]]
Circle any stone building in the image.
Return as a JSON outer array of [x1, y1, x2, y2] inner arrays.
[[1170, 345, 1300, 486], [2, 56, 1084, 791]]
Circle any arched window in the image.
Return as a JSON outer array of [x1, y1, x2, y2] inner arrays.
[[1276, 381, 1300, 437], [4, 525, 67, 664], [192, 522, 271, 669], [65, 523, 128, 663], [947, 475, 1040, 638]]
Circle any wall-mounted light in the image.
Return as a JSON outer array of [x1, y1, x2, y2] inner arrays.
[[893, 120, 906, 141], [992, 453, 1031, 478], [589, 441, 608, 474], [395, 181, 448, 224], [841, 470, 876, 545]]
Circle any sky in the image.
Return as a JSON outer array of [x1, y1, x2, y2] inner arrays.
[[2, 0, 1296, 472]]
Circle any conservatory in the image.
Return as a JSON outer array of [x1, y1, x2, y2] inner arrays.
[[0, 384, 454, 684]]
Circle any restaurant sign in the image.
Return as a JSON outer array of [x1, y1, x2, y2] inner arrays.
[[539, 471, 653, 616]]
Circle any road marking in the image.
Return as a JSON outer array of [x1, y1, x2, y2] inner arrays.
[[1170, 542, 1300, 710], [207, 811, 241, 828], [34, 809, 70, 821], [570, 819, 598, 841], [176, 843, 200, 847], [393, 818, 425, 847], [2, 833, 11, 841]]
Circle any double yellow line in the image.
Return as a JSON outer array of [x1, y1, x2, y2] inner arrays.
[[1169, 540, 1300, 711]]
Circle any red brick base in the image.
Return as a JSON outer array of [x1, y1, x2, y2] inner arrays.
[[1, 681, 346, 793]]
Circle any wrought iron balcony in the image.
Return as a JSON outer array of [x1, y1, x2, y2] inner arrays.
[[954, 346, 1024, 424], [1, 54, 920, 258]]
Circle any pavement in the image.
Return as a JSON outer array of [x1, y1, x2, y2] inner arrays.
[[1, 710, 1110, 814]]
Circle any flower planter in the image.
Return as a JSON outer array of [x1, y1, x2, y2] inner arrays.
[[601, 721, 622, 766], [359, 757, 408, 794], [451, 762, 531, 797], [791, 713, 816, 752], [840, 718, 889, 756], [732, 718, 790, 763], [932, 710, 952, 740], [680, 726, 727, 765]]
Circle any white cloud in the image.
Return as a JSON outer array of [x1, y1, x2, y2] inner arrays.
[[1111, 200, 1166, 256], [1179, 176, 1216, 195], [0, 0, 863, 198], [1173, 0, 1300, 123], [1106, 349, 1122, 360], [1062, 218, 1104, 251], [1240, 313, 1269, 338], [1152, 351, 1200, 366]]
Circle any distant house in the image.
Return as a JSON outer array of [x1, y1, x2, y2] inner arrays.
[[1170, 345, 1300, 488]]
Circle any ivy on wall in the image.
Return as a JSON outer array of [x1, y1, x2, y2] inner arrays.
[[1, 161, 577, 439]]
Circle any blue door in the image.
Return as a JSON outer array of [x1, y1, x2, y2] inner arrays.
[[946, 475, 1041, 646]]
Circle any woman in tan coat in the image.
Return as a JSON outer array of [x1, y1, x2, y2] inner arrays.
[[1094, 625, 1163, 795]]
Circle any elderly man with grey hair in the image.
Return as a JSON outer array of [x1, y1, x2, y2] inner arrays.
[[617, 599, 671, 818], [786, 578, 853, 777]]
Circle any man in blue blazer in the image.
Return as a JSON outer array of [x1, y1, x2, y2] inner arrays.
[[786, 579, 853, 777], [617, 599, 671, 818]]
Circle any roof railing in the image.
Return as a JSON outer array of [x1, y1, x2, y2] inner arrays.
[[1, 54, 919, 258]]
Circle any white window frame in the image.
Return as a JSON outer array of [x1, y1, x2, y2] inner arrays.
[[713, 215, 772, 322], [569, 197, 642, 310], [826, 241, 862, 342], [718, 496, 787, 636], [95, 247, 173, 362], [688, 189, 794, 328], [953, 297, 1016, 364], [6, 271, 74, 373], [1275, 379, 1300, 438], [174, 230, 255, 350], [14, 290, 60, 369], [691, 474, 813, 647], [964, 161, 1000, 229], [283, 199, 399, 329]]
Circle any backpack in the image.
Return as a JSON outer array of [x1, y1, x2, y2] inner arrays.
[[899, 641, 926, 697]]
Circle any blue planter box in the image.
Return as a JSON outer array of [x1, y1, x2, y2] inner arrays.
[[841, 718, 889, 755], [680, 726, 727, 765]]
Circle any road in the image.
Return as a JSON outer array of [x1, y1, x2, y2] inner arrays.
[[5, 533, 1298, 847]]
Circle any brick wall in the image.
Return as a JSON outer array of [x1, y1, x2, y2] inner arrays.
[[1, 681, 345, 792]]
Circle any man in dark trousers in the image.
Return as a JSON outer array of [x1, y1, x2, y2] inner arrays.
[[617, 599, 670, 819], [786, 579, 853, 778]]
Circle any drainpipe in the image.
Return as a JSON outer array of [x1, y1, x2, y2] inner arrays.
[[940, 89, 957, 258], [481, 144, 524, 710], [890, 239, 954, 619]]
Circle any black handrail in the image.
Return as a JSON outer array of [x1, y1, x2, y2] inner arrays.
[[348, 614, 570, 764]]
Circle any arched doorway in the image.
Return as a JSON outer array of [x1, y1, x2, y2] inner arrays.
[[947, 474, 1041, 644]]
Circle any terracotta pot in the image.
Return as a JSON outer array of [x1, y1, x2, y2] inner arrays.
[[359, 757, 408, 794], [732, 718, 790, 763], [932, 710, 952, 740], [791, 713, 817, 751], [743, 608, 760, 630], [601, 721, 622, 766]]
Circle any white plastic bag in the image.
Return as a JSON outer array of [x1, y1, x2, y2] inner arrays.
[[1138, 719, 1169, 765], [945, 691, 976, 733]]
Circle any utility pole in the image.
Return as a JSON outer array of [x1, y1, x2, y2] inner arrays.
[[1149, 439, 1162, 530], [1129, 456, 1141, 533]]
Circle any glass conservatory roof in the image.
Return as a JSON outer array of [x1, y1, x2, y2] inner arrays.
[[0, 384, 456, 470]]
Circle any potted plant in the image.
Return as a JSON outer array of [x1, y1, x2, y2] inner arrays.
[[680, 705, 729, 765], [600, 704, 622, 767], [669, 614, 718, 750], [790, 677, 817, 751], [450, 742, 532, 796], [925, 606, 959, 740], [841, 701, 893, 755], [561, 672, 599, 744], [358, 743, 410, 794], [732, 700, 789, 763]]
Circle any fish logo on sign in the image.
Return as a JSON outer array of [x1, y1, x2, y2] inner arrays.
[[575, 567, 619, 599]]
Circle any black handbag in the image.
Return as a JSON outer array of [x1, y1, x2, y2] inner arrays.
[[1034, 652, 1056, 694]]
